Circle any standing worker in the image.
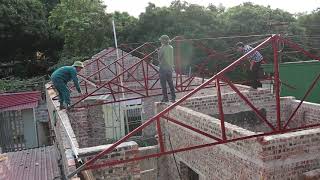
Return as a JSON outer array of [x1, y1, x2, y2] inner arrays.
[[236, 42, 264, 89], [51, 61, 84, 109], [158, 35, 176, 102]]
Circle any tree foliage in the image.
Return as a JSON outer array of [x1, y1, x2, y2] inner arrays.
[[0, 0, 319, 80], [49, 0, 112, 58], [0, 0, 62, 63], [0, 0, 63, 78]]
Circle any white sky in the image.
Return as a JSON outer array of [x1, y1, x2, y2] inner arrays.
[[103, 0, 320, 17]]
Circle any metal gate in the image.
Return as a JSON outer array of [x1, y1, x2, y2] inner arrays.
[[0, 110, 26, 153]]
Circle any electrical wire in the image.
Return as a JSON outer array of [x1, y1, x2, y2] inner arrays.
[[167, 132, 182, 180], [120, 34, 274, 46]]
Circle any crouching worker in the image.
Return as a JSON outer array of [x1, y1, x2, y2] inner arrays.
[[158, 35, 176, 102], [236, 42, 264, 89], [51, 61, 84, 109]]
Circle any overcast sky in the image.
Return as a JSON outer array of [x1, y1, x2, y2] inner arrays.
[[103, 0, 320, 17]]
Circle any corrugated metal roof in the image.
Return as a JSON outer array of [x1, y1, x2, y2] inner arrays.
[[0, 91, 41, 111], [0, 146, 61, 180]]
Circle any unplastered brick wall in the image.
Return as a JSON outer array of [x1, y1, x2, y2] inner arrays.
[[46, 85, 80, 180], [280, 97, 320, 128], [35, 101, 48, 122], [180, 88, 277, 132], [78, 141, 141, 180], [157, 104, 264, 180], [68, 100, 107, 148], [140, 81, 251, 137], [156, 98, 320, 180]]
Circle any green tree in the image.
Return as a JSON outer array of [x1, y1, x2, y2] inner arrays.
[[0, 0, 63, 77], [49, 0, 113, 62], [40, 0, 60, 12], [112, 11, 138, 44], [0, 0, 59, 63], [297, 8, 320, 56]]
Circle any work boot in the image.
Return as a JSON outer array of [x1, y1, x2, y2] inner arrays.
[[65, 103, 72, 110], [59, 103, 66, 110], [171, 95, 176, 103]]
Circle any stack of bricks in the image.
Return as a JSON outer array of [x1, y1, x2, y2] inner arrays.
[[79, 141, 141, 180], [156, 91, 320, 179]]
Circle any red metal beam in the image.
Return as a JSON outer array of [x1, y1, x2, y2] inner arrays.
[[141, 61, 149, 96], [162, 115, 222, 142], [84, 43, 148, 82], [109, 82, 146, 97], [84, 48, 116, 67], [280, 37, 320, 61], [70, 49, 158, 108], [83, 121, 320, 171], [156, 117, 165, 152], [66, 34, 320, 177], [70, 35, 273, 171], [283, 73, 320, 129], [223, 77, 276, 131]]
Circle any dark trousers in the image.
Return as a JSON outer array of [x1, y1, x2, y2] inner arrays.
[[248, 62, 262, 89], [159, 68, 176, 100]]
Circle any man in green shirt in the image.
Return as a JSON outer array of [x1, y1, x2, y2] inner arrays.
[[158, 35, 176, 102], [51, 61, 84, 109]]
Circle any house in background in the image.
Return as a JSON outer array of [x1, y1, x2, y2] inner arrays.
[[0, 91, 50, 153]]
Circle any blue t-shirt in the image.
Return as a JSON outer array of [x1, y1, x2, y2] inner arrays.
[[51, 66, 81, 93], [244, 45, 263, 63]]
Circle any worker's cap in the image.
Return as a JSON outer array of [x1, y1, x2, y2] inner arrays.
[[159, 35, 171, 43], [72, 61, 84, 68]]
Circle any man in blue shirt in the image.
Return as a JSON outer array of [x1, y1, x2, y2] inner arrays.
[[51, 61, 84, 109], [236, 42, 264, 89]]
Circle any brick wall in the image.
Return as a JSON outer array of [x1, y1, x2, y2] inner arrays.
[[138, 145, 159, 180], [46, 85, 80, 180], [180, 88, 277, 132], [78, 141, 141, 180], [35, 101, 48, 122], [282, 98, 320, 128], [156, 94, 320, 180], [68, 100, 107, 148]]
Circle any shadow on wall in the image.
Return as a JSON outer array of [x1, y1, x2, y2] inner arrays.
[[210, 108, 267, 132]]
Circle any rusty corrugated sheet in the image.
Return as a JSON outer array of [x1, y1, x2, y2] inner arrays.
[[0, 91, 41, 111], [0, 146, 61, 180]]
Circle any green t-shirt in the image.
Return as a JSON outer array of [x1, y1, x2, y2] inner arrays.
[[158, 44, 174, 69]]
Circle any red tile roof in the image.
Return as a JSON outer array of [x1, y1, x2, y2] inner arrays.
[[0, 91, 41, 111], [0, 146, 61, 180]]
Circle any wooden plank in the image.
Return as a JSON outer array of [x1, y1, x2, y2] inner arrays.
[[82, 170, 96, 180]]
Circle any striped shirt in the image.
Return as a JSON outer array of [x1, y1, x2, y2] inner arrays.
[[243, 45, 263, 63]]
